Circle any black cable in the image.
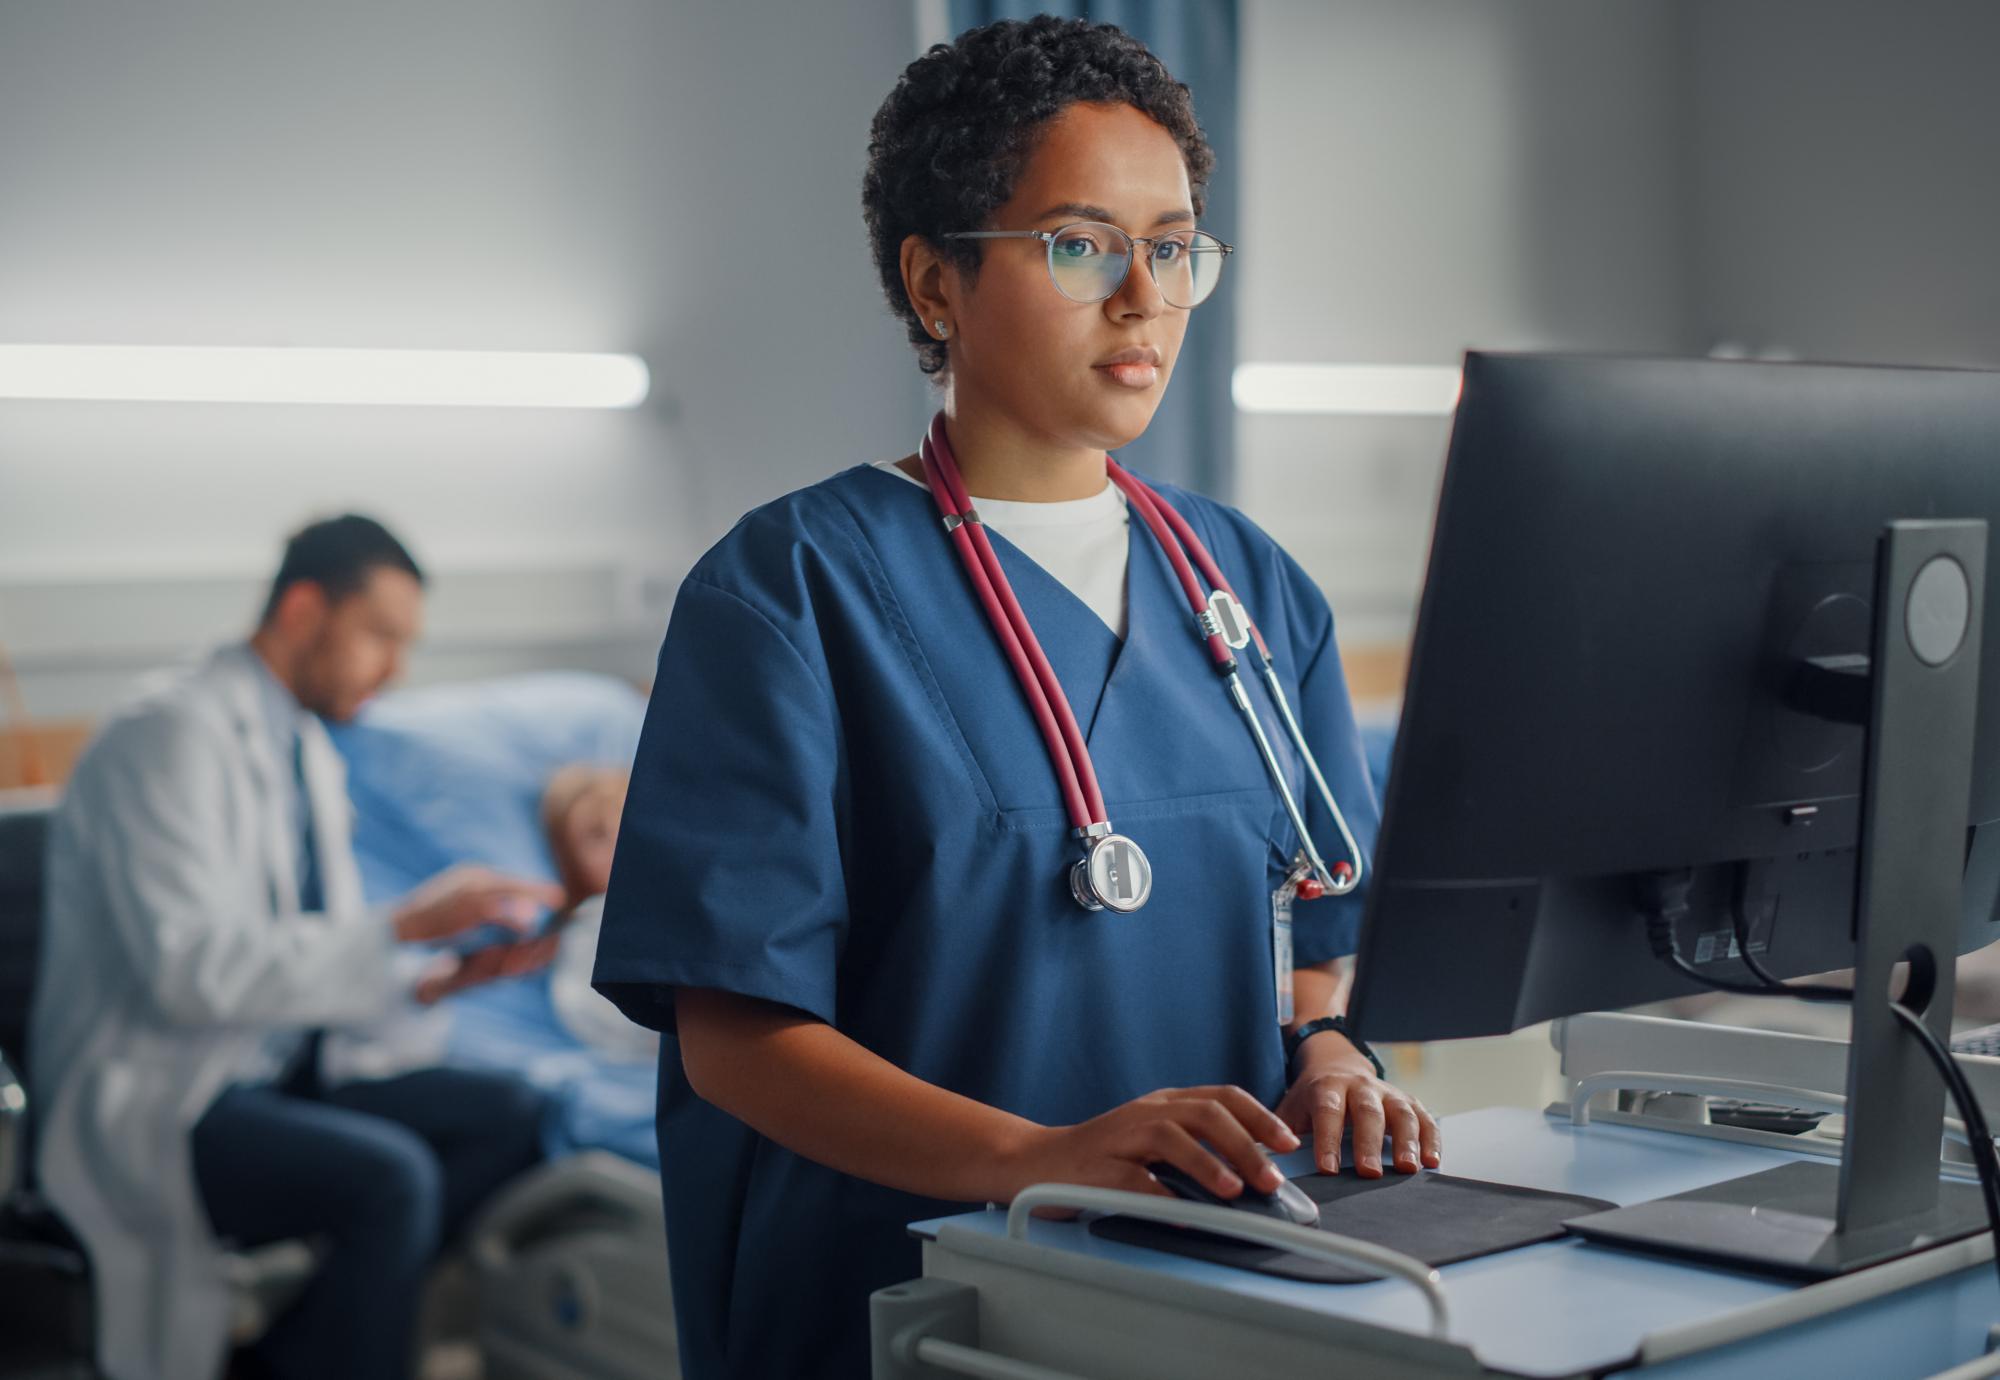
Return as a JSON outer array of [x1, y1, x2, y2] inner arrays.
[[1636, 869, 1837, 997], [1724, 882, 2000, 1284], [1635, 868, 2000, 1295], [1737, 918, 2000, 1291], [1662, 947, 1813, 999], [1640, 869, 1789, 998], [1727, 889, 1856, 1004], [1889, 999, 2000, 1280]]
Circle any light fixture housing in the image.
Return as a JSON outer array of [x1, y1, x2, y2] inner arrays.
[[0, 345, 651, 409], [1233, 363, 1462, 417]]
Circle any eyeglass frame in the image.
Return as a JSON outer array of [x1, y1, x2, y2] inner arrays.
[[941, 222, 1235, 308]]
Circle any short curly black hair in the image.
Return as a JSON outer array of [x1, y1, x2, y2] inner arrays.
[[862, 16, 1216, 376]]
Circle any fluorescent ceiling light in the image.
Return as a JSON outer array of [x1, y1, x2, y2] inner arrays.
[[0, 345, 650, 408], [1233, 363, 1461, 417]]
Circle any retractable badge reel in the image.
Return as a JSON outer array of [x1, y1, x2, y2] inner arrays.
[[1272, 852, 1328, 1026]]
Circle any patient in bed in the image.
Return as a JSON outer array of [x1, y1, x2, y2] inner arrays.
[[540, 765, 656, 1061], [543, 763, 626, 900], [331, 671, 659, 1165]]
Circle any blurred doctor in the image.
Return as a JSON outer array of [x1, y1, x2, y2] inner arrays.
[[30, 515, 562, 1380]]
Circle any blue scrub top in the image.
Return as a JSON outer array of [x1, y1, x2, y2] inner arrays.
[[593, 464, 1380, 1380]]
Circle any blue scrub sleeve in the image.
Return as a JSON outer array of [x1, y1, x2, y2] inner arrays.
[[1284, 597, 1383, 969], [591, 578, 850, 1033]]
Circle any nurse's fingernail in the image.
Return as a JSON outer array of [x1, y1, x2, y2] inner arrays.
[[1259, 1163, 1283, 1192], [1278, 1128, 1301, 1150], [1320, 1152, 1339, 1174], [1218, 1171, 1243, 1194]]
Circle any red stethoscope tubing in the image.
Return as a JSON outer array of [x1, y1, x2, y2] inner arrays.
[[1112, 461, 1275, 666], [919, 416, 1106, 832], [917, 414, 1361, 898], [1110, 458, 1358, 894], [1106, 466, 1234, 666], [917, 415, 1237, 830]]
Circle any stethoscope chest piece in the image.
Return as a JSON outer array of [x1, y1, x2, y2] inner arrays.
[[918, 412, 1363, 915], [1071, 832, 1153, 914]]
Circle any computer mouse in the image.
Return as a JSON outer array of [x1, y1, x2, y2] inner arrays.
[[1147, 1161, 1321, 1227]]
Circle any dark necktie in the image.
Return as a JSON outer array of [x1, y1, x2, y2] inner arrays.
[[293, 733, 323, 914], [285, 732, 327, 1096]]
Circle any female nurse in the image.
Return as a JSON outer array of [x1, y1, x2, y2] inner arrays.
[[593, 16, 1442, 1379]]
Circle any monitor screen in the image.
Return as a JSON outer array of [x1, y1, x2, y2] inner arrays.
[[1348, 352, 2000, 1041]]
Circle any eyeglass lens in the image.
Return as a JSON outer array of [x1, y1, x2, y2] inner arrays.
[[1046, 223, 1226, 308]]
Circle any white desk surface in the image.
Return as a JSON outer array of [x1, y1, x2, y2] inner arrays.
[[911, 1105, 1999, 1377]]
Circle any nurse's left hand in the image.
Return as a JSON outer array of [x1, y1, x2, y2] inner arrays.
[[1277, 1037, 1441, 1179]]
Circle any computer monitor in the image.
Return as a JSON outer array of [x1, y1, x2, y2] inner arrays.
[[1345, 351, 2000, 1278]]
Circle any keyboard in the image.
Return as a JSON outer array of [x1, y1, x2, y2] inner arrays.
[[1706, 1100, 1827, 1135], [1952, 1022, 2000, 1058]]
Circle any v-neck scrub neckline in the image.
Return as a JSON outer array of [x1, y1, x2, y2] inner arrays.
[[870, 458, 1132, 638]]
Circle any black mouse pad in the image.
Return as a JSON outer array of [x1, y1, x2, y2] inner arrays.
[[1089, 1171, 1617, 1283]]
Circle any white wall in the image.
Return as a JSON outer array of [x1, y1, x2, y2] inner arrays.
[[1683, 0, 2000, 368], [1235, 0, 2000, 659], [13, 2, 1997, 718], [0, 1, 926, 716], [1235, 0, 1693, 652]]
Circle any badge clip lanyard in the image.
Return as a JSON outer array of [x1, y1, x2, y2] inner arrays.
[[917, 414, 1362, 913]]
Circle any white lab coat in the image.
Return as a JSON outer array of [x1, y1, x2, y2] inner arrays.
[[29, 646, 422, 1380]]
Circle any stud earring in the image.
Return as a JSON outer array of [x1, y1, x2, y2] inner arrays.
[[934, 320, 949, 339]]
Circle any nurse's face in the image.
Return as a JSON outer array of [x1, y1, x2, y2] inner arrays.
[[294, 567, 424, 722], [945, 101, 1195, 451]]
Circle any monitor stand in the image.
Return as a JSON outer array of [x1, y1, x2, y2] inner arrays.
[[1566, 519, 1992, 1280]]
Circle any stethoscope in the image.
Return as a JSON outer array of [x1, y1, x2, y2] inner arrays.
[[916, 413, 1365, 915]]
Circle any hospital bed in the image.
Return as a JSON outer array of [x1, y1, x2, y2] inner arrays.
[[330, 670, 659, 1165], [874, 1013, 2000, 1379], [331, 672, 679, 1376], [468, 1150, 680, 1380]]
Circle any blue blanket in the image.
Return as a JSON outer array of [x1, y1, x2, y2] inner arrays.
[[330, 672, 658, 1167]]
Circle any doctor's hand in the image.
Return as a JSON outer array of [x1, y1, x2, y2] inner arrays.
[[413, 933, 561, 1006], [1277, 1035, 1441, 1178], [998, 1086, 1301, 1219], [391, 865, 565, 945]]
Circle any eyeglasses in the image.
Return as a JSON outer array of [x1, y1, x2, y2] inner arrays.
[[943, 221, 1233, 309]]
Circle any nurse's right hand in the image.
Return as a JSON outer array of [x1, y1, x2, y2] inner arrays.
[[390, 864, 566, 945], [1001, 1086, 1301, 1218]]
